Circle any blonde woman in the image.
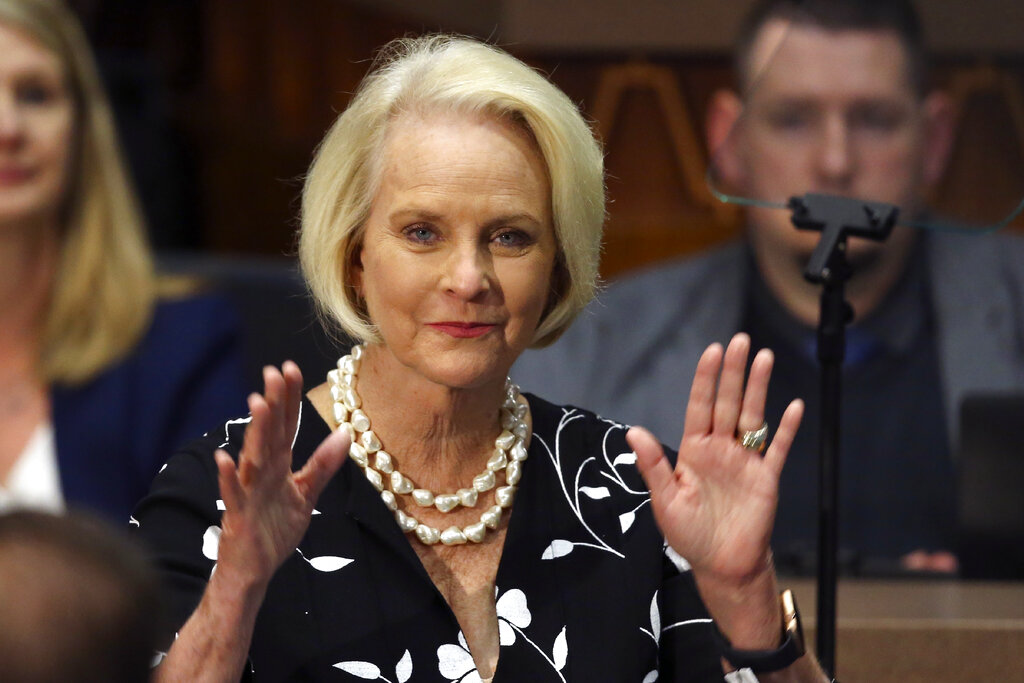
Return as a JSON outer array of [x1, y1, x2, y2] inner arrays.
[[0, 0, 245, 521], [137, 36, 826, 682]]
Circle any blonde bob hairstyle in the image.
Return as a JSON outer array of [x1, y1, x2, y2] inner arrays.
[[0, 0, 156, 384], [300, 35, 605, 348]]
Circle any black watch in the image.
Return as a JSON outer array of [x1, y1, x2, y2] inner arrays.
[[713, 589, 806, 674]]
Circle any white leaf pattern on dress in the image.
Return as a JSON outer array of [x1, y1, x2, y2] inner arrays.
[[663, 544, 692, 573], [438, 641, 478, 680], [492, 587, 567, 682], [201, 525, 221, 560], [541, 539, 575, 560], [333, 660, 381, 678], [579, 486, 611, 499], [533, 409, 653, 560], [295, 548, 354, 572], [552, 626, 568, 670], [642, 670, 659, 682], [649, 592, 661, 642], [495, 589, 531, 628], [613, 452, 638, 466], [395, 649, 413, 683]]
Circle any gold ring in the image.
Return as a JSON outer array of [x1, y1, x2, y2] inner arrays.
[[738, 421, 769, 454]]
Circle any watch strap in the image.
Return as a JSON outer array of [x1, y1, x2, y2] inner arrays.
[[712, 589, 806, 674]]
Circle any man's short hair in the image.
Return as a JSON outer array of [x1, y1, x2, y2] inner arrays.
[[0, 511, 162, 682], [735, 0, 929, 97]]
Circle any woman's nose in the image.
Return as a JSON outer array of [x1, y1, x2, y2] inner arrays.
[[0, 93, 25, 146], [443, 243, 493, 300]]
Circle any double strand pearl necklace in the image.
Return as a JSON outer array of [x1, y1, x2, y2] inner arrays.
[[328, 345, 530, 546]]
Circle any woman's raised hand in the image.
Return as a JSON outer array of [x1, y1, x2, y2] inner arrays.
[[213, 361, 350, 587], [628, 333, 803, 583]]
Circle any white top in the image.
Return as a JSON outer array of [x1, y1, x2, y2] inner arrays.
[[0, 421, 64, 513]]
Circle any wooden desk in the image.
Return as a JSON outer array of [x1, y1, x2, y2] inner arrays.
[[784, 579, 1024, 682]]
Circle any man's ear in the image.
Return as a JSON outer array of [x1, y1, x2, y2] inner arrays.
[[706, 89, 746, 190], [922, 91, 956, 186]]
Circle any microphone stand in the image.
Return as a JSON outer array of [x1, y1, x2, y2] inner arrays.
[[786, 193, 899, 678]]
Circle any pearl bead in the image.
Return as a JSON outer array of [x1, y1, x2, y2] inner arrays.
[[506, 460, 522, 486], [510, 442, 528, 462], [338, 423, 355, 442], [480, 505, 502, 529], [380, 490, 397, 511], [495, 485, 515, 508], [374, 450, 393, 474], [512, 421, 528, 439], [391, 471, 414, 495], [501, 409, 516, 430], [440, 526, 468, 546], [343, 387, 361, 411], [464, 521, 486, 543], [327, 369, 340, 386], [350, 345, 364, 360], [348, 442, 368, 467], [365, 468, 383, 492], [332, 402, 349, 426], [411, 489, 434, 507], [495, 430, 516, 450], [457, 488, 478, 507], [415, 524, 440, 545], [473, 471, 496, 493], [330, 385, 345, 402], [486, 449, 507, 472], [434, 493, 460, 513], [350, 409, 370, 432], [340, 355, 359, 375], [395, 510, 418, 532], [361, 431, 381, 454]]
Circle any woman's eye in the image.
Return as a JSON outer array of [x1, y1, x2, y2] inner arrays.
[[404, 225, 437, 244], [17, 83, 60, 106], [493, 230, 530, 248]]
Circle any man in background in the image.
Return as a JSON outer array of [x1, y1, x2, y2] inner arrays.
[[514, 0, 1024, 575]]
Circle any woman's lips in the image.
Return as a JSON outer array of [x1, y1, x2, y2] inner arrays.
[[0, 167, 33, 184], [428, 322, 498, 338]]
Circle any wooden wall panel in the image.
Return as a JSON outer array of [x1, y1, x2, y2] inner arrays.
[[165, 5, 1024, 277]]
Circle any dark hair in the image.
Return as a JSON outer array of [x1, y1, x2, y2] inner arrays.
[[0, 511, 162, 682], [735, 0, 929, 97]]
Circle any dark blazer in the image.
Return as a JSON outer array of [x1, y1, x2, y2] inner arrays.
[[51, 295, 248, 523]]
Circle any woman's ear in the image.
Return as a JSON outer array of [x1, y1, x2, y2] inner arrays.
[[705, 89, 746, 191], [348, 243, 364, 299], [922, 90, 956, 186]]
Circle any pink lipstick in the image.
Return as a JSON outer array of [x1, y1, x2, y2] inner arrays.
[[428, 322, 497, 338]]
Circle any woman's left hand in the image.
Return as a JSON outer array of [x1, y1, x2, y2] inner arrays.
[[628, 333, 804, 650], [629, 333, 802, 579]]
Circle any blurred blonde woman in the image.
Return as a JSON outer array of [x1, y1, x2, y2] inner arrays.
[[0, 0, 245, 521]]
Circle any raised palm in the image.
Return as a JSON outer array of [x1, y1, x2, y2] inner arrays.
[[214, 362, 350, 584], [629, 334, 804, 582]]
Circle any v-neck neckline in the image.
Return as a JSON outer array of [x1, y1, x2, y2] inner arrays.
[[299, 394, 542, 681]]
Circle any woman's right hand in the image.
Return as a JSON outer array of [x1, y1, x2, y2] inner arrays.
[[213, 361, 350, 588]]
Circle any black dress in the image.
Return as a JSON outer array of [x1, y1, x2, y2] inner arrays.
[[133, 394, 733, 682]]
